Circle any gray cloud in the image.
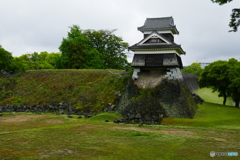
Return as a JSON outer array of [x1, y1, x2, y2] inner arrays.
[[0, 0, 239, 65]]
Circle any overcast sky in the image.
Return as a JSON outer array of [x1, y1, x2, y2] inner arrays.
[[0, 0, 239, 66]]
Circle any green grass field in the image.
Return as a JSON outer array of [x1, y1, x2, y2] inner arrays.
[[0, 88, 239, 160], [195, 87, 232, 106]]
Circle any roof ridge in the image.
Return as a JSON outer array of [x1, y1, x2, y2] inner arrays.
[[146, 16, 172, 20]]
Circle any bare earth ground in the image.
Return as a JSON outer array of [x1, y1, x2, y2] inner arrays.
[[0, 114, 64, 124], [0, 114, 42, 122]]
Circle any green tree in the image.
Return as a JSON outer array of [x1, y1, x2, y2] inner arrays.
[[181, 62, 203, 76], [30, 52, 39, 62], [211, 0, 240, 32], [45, 52, 61, 68], [0, 45, 13, 72], [84, 29, 129, 69], [39, 51, 49, 61], [59, 25, 89, 69], [19, 52, 55, 70], [59, 25, 129, 69], [19, 54, 34, 70], [199, 59, 240, 107], [199, 60, 230, 105], [227, 58, 240, 107], [228, 78, 240, 107], [10, 57, 26, 73], [85, 49, 105, 69], [0, 45, 25, 73]]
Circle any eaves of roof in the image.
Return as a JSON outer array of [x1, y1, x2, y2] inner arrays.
[[138, 27, 179, 34], [129, 43, 186, 55]]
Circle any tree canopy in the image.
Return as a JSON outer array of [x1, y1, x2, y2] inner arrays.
[[0, 45, 25, 73], [211, 0, 240, 32], [0, 45, 61, 73], [181, 62, 203, 77], [18, 52, 61, 70], [199, 58, 240, 107], [227, 58, 240, 107], [0, 45, 13, 72], [59, 25, 130, 69]]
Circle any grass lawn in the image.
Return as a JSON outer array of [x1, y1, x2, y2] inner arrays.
[[195, 87, 232, 106], [0, 88, 239, 160]]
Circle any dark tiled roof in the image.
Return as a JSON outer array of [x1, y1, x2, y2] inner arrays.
[[129, 43, 186, 55], [138, 17, 179, 34]]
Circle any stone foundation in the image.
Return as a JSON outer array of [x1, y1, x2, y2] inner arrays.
[[117, 79, 198, 119]]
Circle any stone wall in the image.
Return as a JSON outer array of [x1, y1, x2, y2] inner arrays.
[[182, 73, 199, 92], [116, 78, 198, 119]]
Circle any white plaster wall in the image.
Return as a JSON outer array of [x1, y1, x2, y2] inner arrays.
[[165, 68, 183, 80]]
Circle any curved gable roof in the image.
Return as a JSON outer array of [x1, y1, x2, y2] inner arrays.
[[138, 31, 171, 45]]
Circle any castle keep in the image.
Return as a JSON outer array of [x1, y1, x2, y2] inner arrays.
[[129, 17, 185, 87]]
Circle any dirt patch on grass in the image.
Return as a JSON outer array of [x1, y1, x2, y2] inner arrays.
[[112, 126, 227, 142], [0, 114, 65, 126], [38, 149, 74, 159], [208, 137, 226, 142], [43, 119, 64, 124], [113, 126, 195, 137], [0, 114, 43, 123]]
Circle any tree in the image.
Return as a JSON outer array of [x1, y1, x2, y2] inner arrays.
[[199, 59, 240, 107], [199, 60, 230, 105], [181, 62, 203, 76], [19, 54, 35, 70], [211, 0, 240, 32], [0, 45, 13, 72], [19, 52, 57, 70], [39, 51, 49, 61], [10, 57, 26, 73], [228, 78, 240, 107], [227, 58, 240, 107], [59, 25, 90, 69], [0, 45, 25, 73], [45, 52, 61, 68], [84, 49, 105, 69], [84, 29, 129, 69], [59, 25, 130, 69]]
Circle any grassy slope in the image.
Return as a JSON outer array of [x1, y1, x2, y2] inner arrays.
[[0, 69, 130, 112], [195, 87, 232, 106], [0, 75, 239, 159], [162, 87, 239, 128]]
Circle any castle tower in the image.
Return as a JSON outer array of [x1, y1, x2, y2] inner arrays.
[[129, 17, 185, 87]]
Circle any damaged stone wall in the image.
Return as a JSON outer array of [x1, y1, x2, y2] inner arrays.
[[133, 69, 166, 89], [132, 67, 183, 89], [116, 78, 198, 119]]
